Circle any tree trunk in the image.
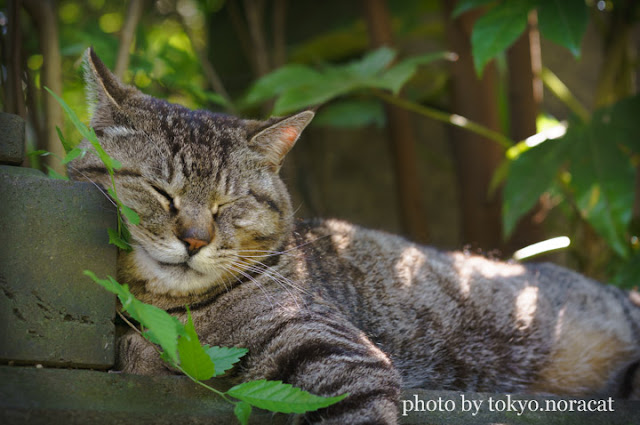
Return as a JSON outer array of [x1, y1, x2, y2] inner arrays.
[[115, 0, 145, 79], [24, 0, 65, 176], [6, 0, 27, 119], [362, 0, 430, 243], [444, 1, 504, 251]]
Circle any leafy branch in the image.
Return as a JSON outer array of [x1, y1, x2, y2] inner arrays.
[[84, 272, 347, 424], [242, 46, 516, 149], [45, 87, 138, 251]]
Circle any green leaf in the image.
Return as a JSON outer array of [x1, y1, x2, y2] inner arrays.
[[107, 187, 120, 203], [55, 126, 73, 153], [537, 0, 588, 57], [27, 149, 51, 158], [45, 87, 94, 141], [107, 228, 131, 250], [121, 205, 140, 225], [205, 345, 248, 377], [569, 123, 634, 258], [61, 147, 86, 165], [178, 309, 215, 380], [83, 271, 185, 363], [45, 165, 70, 180], [379, 51, 453, 94], [610, 251, 640, 289], [452, 0, 497, 18], [471, 1, 535, 77], [243, 65, 322, 106], [45, 86, 121, 174], [569, 96, 640, 257], [595, 94, 640, 154], [234, 401, 252, 425], [503, 137, 569, 237], [346, 47, 396, 78], [314, 99, 385, 128], [252, 49, 450, 115], [135, 304, 184, 363], [227, 380, 348, 414]]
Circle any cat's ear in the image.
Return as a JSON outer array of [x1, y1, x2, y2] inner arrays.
[[83, 47, 137, 131], [248, 110, 314, 171]]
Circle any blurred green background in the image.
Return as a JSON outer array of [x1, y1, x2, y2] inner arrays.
[[2, 0, 639, 286]]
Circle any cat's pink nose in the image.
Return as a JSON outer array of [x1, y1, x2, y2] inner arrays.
[[179, 226, 213, 255], [183, 237, 209, 254]]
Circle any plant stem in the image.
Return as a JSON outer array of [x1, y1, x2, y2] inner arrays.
[[540, 67, 591, 123], [175, 364, 233, 403], [372, 89, 514, 149]]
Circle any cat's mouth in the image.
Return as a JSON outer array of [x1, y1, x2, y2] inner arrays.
[[157, 260, 195, 273]]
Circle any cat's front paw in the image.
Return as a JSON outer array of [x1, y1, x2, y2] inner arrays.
[[116, 329, 174, 375]]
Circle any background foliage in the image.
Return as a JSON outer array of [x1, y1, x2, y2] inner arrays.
[[2, 0, 639, 288]]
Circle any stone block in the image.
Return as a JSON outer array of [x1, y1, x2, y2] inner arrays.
[[0, 113, 25, 164], [0, 166, 117, 368], [1, 366, 638, 425], [0, 366, 283, 425]]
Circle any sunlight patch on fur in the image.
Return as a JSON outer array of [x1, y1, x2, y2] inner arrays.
[[514, 286, 538, 329]]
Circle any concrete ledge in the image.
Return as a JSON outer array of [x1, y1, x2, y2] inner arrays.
[[0, 113, 25, 164], [0, 366, 283, 425], [0, 167, 117, 368], [1, 366, 638, 425]]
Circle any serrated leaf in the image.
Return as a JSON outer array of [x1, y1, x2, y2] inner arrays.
[[595, 94, 640, 154], [106, 187, 120, 204], [83, 271, 184, 363], [314, 99, 385, 128], [28, 149, 51, 158], [110, 157, 123, 170], [471, 1, 535, 77], [567, 96, 640, 257], [256, 49, 450, 115], [537, 0, 588, 57], [46, 87, 122, 175], [452, 0, 497, 18], [205, 345, 248, 377], [503, 137, 569, 237], [243, 65, 322, 106], [234, 401, 252, 425], [228, 380, 348, 414], [570, 121, 634, 258], [611, 251, 640, 289], [121, 205, 140, 225], [84, 271, 127, 298], [379, 51, 452, 94], [61, 147, 86, 165], [45, 165, 70, 180], [178, 309, 215, 380], [133, 301, 184, 364], [45, 87, 94, 141], [346, 46, 396, 78], [272, 70, 352, 115], [55, 126, 73, 153], [108, 228, 131, 250]]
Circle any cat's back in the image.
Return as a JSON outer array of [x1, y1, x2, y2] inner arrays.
[[295, 218, 640, 395]]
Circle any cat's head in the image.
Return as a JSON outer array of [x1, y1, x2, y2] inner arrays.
[[70, 48, 313, 297]]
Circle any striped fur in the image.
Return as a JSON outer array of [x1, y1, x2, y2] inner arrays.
[[74, 50, 640, 424]]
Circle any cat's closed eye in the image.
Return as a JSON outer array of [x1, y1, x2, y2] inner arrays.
[[150, 185, 177, 213]]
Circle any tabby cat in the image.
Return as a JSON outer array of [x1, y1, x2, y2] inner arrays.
[[70, 48, 640, 424]]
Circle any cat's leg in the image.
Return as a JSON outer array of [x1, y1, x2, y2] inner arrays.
[[115, 328, 174, 375], [238, 310, 402, 425]]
